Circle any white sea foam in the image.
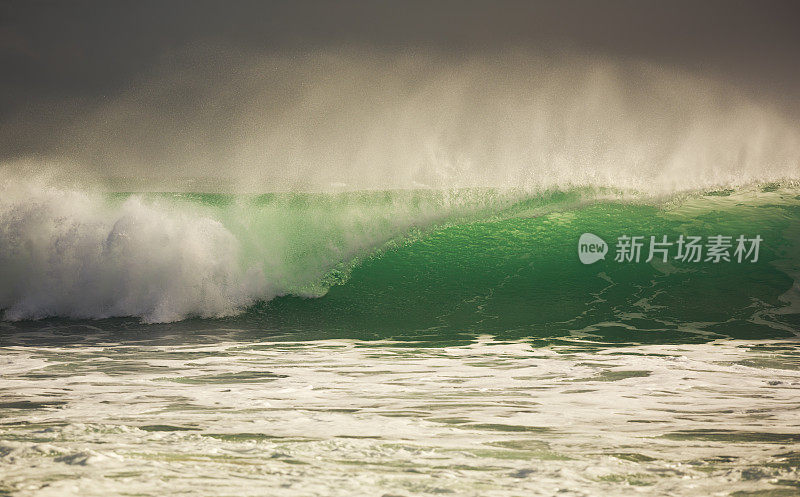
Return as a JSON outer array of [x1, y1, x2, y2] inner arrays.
[[0, 338, 798, 496]]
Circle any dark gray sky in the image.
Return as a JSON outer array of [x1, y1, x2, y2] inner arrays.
[[2, 0, 799, 106], [1, 0, 799, 178]]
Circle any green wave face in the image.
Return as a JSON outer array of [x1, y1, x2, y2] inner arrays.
[[245, 187, 800, 343], [2, 183, 799, 343]]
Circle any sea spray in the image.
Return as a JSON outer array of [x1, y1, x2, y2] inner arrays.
[[3, 50, 799, 193]]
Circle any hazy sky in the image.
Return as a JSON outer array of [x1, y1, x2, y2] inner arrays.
[[1, 1, 798, 189], [2, 1, 798, 104]]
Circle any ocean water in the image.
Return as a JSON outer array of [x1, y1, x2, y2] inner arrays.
[[1, 181, 799, 496]]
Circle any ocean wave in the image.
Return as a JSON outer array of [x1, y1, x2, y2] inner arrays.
[[1, 174, 799, 326]]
